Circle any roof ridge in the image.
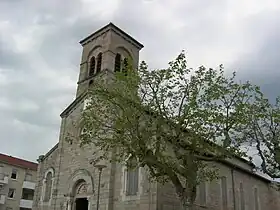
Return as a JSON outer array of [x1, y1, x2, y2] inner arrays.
[[0, 153, 37, 164], [0, 153, 38, 170]]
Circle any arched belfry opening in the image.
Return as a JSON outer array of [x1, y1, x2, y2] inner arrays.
[[89, 56, 95, 76], [114, 47, 133, 75], [96, 52, 102, 73], [114, 53, 121, 72]]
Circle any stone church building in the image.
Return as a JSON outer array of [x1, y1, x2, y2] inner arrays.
[[33, 23, 280, 210]]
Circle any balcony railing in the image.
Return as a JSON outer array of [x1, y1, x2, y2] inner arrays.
[[22, 180, 36, 190], [0, 195, 6, 205], [0, 173, 8, 185], [20, 199, 33, 209]]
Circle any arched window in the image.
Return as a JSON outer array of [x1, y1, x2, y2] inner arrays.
[[96, 53, 102, 73], [125, 158, 139, 196], [44, 172, 53, 202], [114, 53, 121, 72], [123, 58, 129, 76], [41, 168, 54, 203], [89, 57, 95, 76]]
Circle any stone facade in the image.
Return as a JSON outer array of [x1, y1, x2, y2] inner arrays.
[[32, 23, 280, 210]]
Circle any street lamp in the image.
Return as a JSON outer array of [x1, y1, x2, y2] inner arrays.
[[94, 164, 106, 210]]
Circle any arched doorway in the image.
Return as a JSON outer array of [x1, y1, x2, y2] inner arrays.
[[66, 169, 94, 210], [73, 180, 89, 210]]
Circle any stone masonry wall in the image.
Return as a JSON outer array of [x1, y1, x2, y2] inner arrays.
[[33, 144, 59, 210], [156, 161, 280, 210], [53, 100, 112, 210]]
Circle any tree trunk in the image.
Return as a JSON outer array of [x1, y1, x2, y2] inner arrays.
[[180, 197, 195, 210], [180, 189, 195, 210]]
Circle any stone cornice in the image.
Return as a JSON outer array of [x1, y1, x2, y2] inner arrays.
[[60, 92, 87, 118], [41, 143, 59, 161], [219, 159, 271, 183]]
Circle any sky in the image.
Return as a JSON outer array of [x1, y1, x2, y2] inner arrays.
[[0, 0, 280, 163]]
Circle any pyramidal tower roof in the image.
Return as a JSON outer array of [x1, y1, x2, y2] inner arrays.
[[79, 22, 144, 50]]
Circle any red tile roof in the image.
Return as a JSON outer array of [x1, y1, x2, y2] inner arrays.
[[0, 153, 38, 171]]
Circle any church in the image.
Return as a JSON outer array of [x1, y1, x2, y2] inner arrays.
[[32, 23, 280, 210]]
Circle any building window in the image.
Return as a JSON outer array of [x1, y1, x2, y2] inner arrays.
[[114, 53, 121, 72], [8, 188, 15, 198], [0, 166, 3, 178], [11, 169, 17, 179], [240, 182, 245, 210], [199, 182, 207, 205], [44, 172, 53, 202], [25, 173, 32, 181], [221, 177, 228, 210], [125, 161, 139, 196], [22, 188, 34, 200], [254, 187, 259, 210], [96, 53, 102, 73], [89, 56, 95, 76]]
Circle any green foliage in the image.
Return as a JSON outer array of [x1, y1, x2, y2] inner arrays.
[[76, 52, 267, 209], [242, 92, 280, 178]]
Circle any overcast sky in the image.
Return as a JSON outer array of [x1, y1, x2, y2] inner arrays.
[[1, 0, 280, 162]]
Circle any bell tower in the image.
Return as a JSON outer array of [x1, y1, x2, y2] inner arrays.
[[75, 23, 144, 97]]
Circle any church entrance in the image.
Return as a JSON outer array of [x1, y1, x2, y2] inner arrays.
[[72, 180, 90, 210], [75, 198, 88, 210]]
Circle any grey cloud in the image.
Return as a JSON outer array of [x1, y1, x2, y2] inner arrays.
[[112, 0, 235, 68], [231, 10, 280, 100], [36, 18, 103, 69], [0, 114, 59, 163], [0, 0, 86, 161], [0, 0, 119, 161], [0, 41, 30, 70]]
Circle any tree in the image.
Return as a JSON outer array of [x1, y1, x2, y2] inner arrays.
[[243, 91, 280, 179], [78, 52, 258, 210]]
